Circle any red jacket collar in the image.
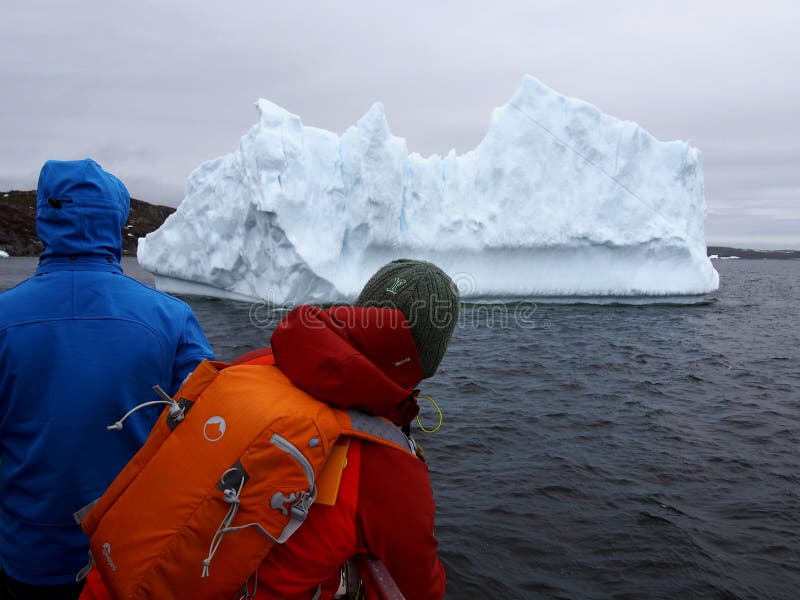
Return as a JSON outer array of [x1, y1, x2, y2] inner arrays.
[[270, 306, 423, 425]]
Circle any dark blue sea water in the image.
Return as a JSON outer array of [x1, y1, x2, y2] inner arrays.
[[1, 258, 798, 599]]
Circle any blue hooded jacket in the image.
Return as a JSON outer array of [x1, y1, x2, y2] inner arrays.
[[0, 159, 214, 584]]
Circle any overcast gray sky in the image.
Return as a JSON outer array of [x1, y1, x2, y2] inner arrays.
[[2, 1, 798, 248]]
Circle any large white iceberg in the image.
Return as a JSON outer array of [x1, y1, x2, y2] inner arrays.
[[139, 75, 719, 304]]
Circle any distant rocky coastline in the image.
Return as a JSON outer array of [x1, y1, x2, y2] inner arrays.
[[1, 190, 798, 260], [706, 246, 800, 260], [0, 190, 174, 256]]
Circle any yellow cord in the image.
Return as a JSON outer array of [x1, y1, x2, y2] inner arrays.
[[415, 395, 443, 433]]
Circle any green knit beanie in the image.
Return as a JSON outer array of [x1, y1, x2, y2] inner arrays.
[[356, 259, 460, 378]]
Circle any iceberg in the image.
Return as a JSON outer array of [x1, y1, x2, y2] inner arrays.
[[139, 75, 719, 304]]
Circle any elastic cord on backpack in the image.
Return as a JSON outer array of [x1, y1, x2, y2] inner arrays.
[[202, 469, 247, 577], [107, 400, 173, 431], [107, 386, 185, 431], [238, 572, 259, 600]]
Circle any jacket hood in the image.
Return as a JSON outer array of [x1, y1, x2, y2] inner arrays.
[[271, 306, 424, 425], [36, 159, 130, 263]]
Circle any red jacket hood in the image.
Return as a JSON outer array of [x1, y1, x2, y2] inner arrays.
[[270, 306, 424, 425]]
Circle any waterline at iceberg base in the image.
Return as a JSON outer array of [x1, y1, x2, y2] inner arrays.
[[139, 75, 719, 304]]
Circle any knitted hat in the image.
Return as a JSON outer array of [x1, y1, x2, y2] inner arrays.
[[356, 259, 460, 378]]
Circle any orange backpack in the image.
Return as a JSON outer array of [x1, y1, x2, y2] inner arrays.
[[77, 359, 414, 600]]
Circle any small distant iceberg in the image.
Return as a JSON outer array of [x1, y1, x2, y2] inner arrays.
[[709, 253, 741, 261], [139, 75, 719, 304]]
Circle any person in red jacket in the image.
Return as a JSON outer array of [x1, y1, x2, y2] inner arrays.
[[80, 259, 459, 600]]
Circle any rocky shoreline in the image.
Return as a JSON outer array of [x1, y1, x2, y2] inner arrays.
[[0, 190, 174, 256]]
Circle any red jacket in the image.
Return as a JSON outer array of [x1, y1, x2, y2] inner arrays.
[[81, 306, 445, 600]]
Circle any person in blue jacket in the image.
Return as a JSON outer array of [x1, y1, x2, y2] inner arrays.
[[0, 159, 214, 599]]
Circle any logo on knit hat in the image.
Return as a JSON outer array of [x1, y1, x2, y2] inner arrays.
[[386, 276, 407, 294]]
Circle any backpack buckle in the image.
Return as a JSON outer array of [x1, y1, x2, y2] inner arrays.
[[270, 488, 314, 520], [290, 490, 315, 522]]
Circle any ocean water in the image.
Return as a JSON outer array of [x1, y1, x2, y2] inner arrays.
[[1, 258, 798, 599]]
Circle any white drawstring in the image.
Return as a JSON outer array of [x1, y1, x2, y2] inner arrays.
[[107, 400, 174, 431], [107, 386, 185, 431], [202, 470, 246, 577]]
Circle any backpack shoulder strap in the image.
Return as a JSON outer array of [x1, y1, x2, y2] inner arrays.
[[340, 410, 416, 455], [314, 410, 418, 506]]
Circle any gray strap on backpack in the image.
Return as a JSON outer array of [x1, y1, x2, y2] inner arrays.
[[73, 498, 99, 525], [347, 410, 415, 454]]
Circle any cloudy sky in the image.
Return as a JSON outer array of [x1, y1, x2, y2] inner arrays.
[[2, 1, 798, 248]]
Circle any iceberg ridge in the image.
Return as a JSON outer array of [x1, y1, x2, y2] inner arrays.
[[138, 75, 719, 303]]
